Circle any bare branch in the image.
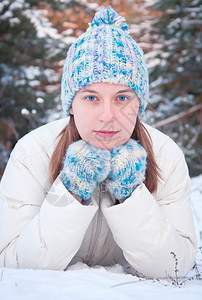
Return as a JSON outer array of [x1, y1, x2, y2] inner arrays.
[[153, 104, 202, 128]]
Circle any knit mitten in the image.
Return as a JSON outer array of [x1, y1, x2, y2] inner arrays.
[[62, 140, 111, 200], [106, 139, 147, 201]]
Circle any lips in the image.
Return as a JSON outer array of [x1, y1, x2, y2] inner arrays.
[[94, 130, 119, 138]]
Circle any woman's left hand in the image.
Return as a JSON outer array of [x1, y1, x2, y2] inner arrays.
[[106, 139, 147, 201]]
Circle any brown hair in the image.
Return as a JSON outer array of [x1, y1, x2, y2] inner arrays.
[[49, 116, 161, 194]]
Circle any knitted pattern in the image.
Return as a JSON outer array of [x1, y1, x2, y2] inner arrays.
[[61, 7, 149, 115], [106, 138, 147, 200], [62, 140, 111, 200]]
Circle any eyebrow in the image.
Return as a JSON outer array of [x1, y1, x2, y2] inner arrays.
[[78, 89, 99, 94], [78, 88, 135, 94], [115, 89, 135, 94]]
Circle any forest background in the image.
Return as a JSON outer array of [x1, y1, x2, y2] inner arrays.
[[0, 0, 201, 179]]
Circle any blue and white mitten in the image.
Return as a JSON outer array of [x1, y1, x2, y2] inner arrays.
[[106, 139, 147, 201], [62, 140, 111, 200]]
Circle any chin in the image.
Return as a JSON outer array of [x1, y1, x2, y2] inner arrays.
[[93, 142, 113, 150], [82, 134, 129, 150], [92, 139, 126, 150]]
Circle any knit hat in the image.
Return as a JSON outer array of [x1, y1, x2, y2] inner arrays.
[[61, 7, 149, 115]]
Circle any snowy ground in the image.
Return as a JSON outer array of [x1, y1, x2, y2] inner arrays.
[[0, 175, 201, 300]]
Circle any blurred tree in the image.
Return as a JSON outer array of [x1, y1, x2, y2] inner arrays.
[[142, 0, 202, 175], [0, 0, 74, 176], [0, 0, 69, 136]]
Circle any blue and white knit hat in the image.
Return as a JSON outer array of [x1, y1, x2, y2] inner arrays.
[[61, 7, 149, 115]]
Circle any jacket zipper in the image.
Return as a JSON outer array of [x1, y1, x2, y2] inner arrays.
[[85, 182, 106, 266]]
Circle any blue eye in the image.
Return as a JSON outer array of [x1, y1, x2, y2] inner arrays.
[[86, 96, 97, 101], [117, 95, 128, 101]]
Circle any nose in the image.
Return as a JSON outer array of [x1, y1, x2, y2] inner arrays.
[[98, 101, 115, 123]]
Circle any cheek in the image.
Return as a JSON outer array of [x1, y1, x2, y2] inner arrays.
[[122, 117, 137, 139], [118, 105, 138, 132], [73, 111, 93, 136]]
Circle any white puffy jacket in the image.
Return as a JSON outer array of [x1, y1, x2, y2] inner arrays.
[[0, 118, 197, 278]]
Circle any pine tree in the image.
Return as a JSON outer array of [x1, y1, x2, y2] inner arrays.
[[0, 0, 67, 134], [0, 0, 69, 175], [143, 0, 202, 175]]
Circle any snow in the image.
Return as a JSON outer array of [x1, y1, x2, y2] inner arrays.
[[23, 9, 62, 40], [43, 69, 59, 83], [9, 0, 25, 11], [62, 36, 77, 45], [9, 17, 21, 26], [22, 66, 41, 80], [150, 76, 164, 88], [146, 58, 161, 69], [13, 66, 42, 87], [168, 18, 182, 29], [74, 0, 99, 10], [21, 108, 29, 115], [0, 10, 13, 20], [36, 97, 44, 104], [0, 175, 201, 299], [176, 67, 184, 72]]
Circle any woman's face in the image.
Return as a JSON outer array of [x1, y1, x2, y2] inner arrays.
[[69, 82, 139, 150]]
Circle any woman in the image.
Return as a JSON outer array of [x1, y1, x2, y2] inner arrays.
[[0, 7, 196, 279]]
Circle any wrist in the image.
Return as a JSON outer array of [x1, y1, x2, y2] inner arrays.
[[70, 192, 82, 203], [70, 192, 92, 206]]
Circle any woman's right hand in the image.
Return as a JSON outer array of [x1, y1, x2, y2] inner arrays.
[[62, 140, 111, 201]]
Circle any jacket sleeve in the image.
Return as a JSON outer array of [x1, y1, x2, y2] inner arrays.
[[0, 140, 97, 270], [102, 147, 197, 279]]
